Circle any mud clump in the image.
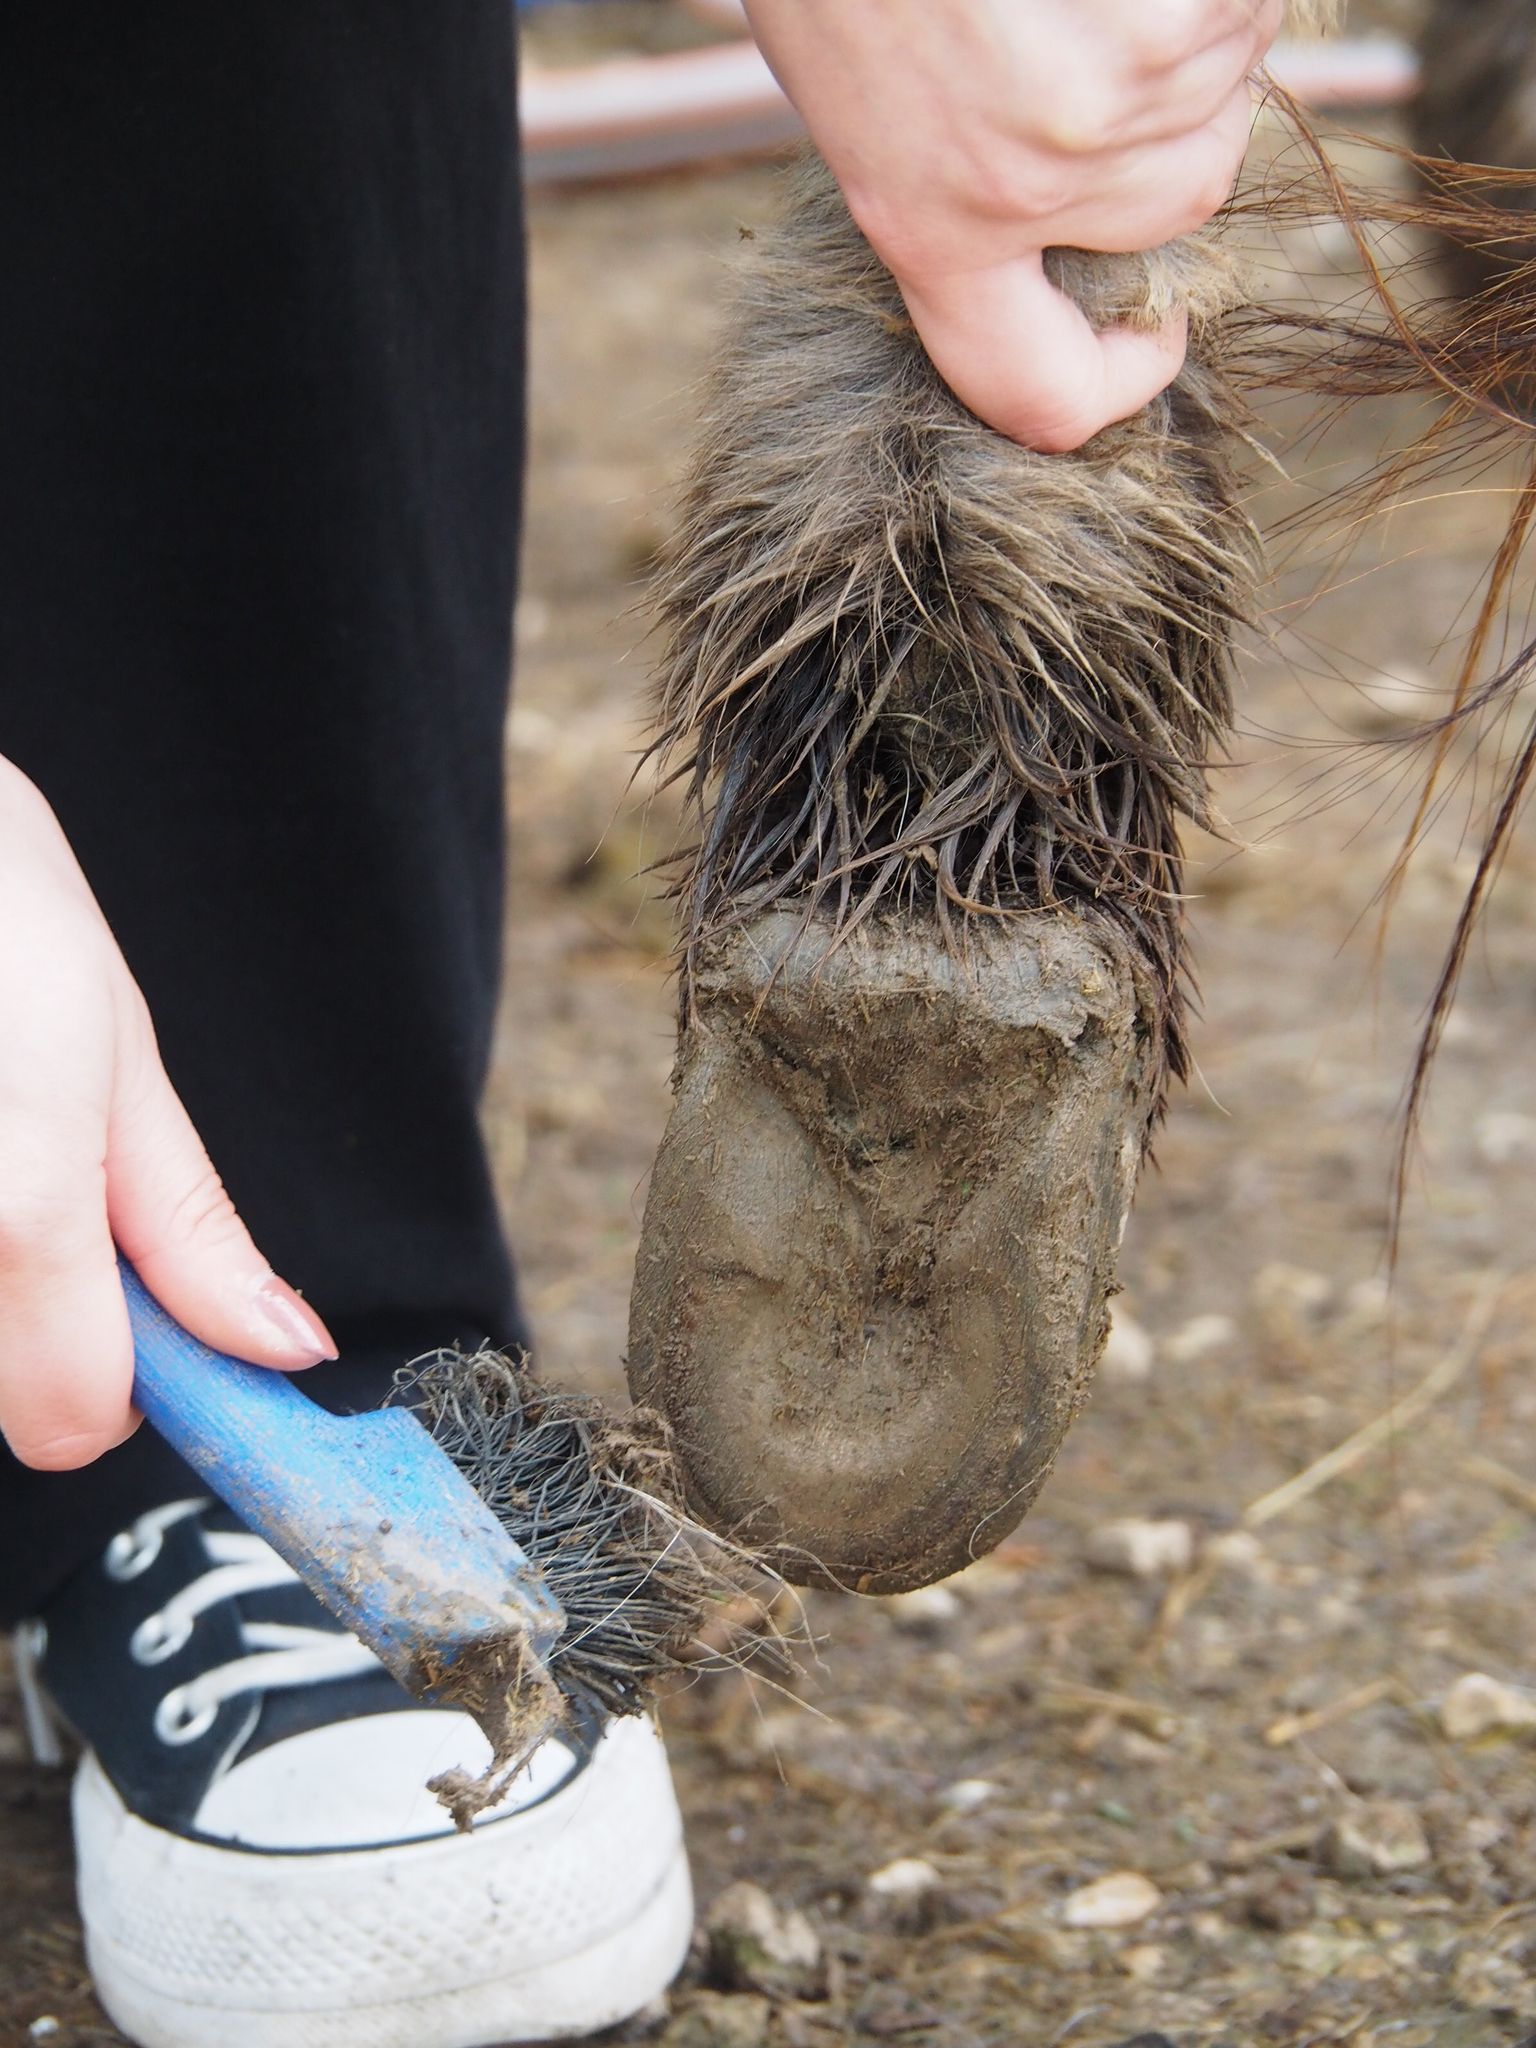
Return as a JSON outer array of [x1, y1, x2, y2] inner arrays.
[[397, 1349, 784, 1823], [628, 908, 1157, 1592]]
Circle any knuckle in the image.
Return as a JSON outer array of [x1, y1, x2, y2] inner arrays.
[[9, 1422, 116, 1472], [1191, 157, 1240, 226], [114, 974, 159, 1052], [1017, 391, 1099, 453], [1042, 90, 1120, 157], [1125, 36, 1165, 76], [960, 149, 1055, 223], [0, 1356, 131, 1473], [843, 183, 920, 271], [1030, 416, 1095, 455], [1000, 161, 1077, 225], [0, 1188, 87, 1272], [110, 991, 171, 1114], [1015, 353, 1103, 454], [1162, 146, 1242, 239], [1131, 9, 1198, 71], [153, 1169, 246, 1256]]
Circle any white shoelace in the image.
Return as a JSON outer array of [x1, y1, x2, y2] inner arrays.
[[110, 1498, 380, 1746]]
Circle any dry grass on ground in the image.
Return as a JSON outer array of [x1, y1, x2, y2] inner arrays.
[[4, 10, 1535, 2043]]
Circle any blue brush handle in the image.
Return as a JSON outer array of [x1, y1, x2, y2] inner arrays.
[[121, 1261, 563, 1708]]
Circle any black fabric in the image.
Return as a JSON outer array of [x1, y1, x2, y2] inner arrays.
[[37, 1502, 271, 1837], [0, 3, 528, 1619], [36, 1502, 599, 1845], [33, 1498, 426, 1839]]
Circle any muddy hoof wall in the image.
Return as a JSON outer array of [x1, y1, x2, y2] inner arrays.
[[627, 909, 1158, 1593]]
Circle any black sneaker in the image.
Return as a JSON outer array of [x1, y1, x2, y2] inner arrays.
[[15, 1496, 691, 2047]]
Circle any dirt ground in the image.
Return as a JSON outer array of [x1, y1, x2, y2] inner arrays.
[[4, 9, 1535, 2046]]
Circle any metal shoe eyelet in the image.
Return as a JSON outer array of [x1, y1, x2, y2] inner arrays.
[[154, 1686, 217, 1747], [131, 1610, 193, 1666], [104, 1528, 161, 1582]]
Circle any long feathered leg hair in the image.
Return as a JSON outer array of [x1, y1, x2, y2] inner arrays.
[[650, 60, 1536, 1173], [1231, 80, 1536, 1211]]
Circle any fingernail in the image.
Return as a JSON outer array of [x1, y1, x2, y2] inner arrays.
[[248, 1273, 339, 1365]]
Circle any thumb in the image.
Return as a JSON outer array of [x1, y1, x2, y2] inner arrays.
[[106, 992, 337, 1371], [896, 252, 1189, 455]]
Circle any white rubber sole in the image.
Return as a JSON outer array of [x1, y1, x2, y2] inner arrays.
[[76, 1714, 693, 2048]]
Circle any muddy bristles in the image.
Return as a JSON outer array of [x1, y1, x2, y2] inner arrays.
[[397, 1349, 790, 1723]]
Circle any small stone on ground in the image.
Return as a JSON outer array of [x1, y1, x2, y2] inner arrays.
[[1315, 1800, 1432, 1879], [703, 1881, 822, 2000], [1085, 1517, 1195, 1578], [1441, 1672, 1536, 1741], [1061, 1870, 1162, 1929]]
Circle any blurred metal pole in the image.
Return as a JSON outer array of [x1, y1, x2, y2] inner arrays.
[[520, 29, 1422, 186]]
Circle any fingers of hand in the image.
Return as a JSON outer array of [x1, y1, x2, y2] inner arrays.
[[0, 885, 135, 1466], [0, 1157, 138, 1469], [0, 765, 332, 1470], [107, 993, 337, 1372], [1040, 0, 1280, 154], [0, 975, 333, 1471], [902, 257, 1189, 452], [1124, 0, 1284, 85], [1046, 80, 1258, 252]]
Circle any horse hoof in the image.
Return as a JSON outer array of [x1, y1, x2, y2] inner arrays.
[[626, 907, 1158, 1592]]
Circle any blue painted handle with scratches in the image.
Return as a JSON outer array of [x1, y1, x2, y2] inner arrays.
[[121, 1261, 564, 1709]]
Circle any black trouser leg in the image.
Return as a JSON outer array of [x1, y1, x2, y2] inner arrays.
[[0, 2, 526, 1620]]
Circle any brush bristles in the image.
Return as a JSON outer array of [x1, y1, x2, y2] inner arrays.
[[398, 1350, 777, 1721]]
